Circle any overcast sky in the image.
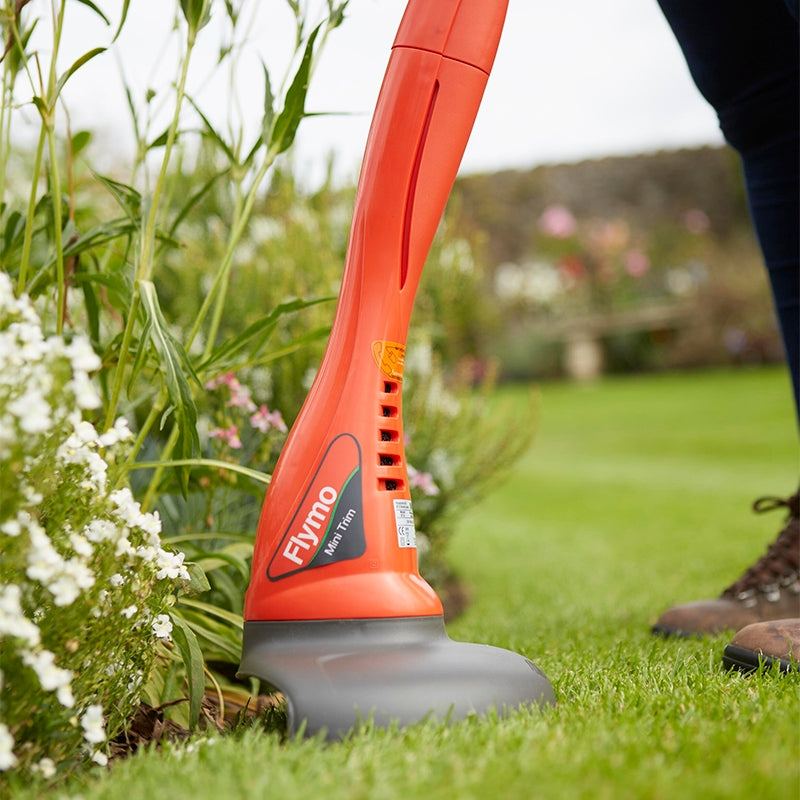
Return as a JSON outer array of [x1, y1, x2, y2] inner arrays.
[[53, 0, 724, 186]]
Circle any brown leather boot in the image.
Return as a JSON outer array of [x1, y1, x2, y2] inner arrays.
[[652, 487, 800, 636], [722, 618, 799, 674]]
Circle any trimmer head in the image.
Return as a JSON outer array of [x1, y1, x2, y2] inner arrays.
[[240, 617, 554, 739], [238, 0, 555, 737]]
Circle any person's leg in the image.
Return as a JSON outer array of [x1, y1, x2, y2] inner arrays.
[[657, 0, 799, 418], [652, 0, 799, 636]]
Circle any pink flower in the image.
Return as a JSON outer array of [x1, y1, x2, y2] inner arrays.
[[205, 372, 239, 391], [624, 248, 650, 278], [538, 205, 577, 239], [250, 405, 287, 434], [407, 465, 440, 496], [683, 208, 710, 234], [209, 425, 242, 449], [227, 383, 256, 412]]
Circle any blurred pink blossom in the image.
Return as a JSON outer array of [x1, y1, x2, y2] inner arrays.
[[204, 372, 239, 391], [209, 425, 242, 449], [227, 383, 256, 412], [250, 405, 287, 434], [206, 372, 257, 412], [538, 204, 577, 238], [407, 465, 440, 496], [624, 248, 651, 277], [683, 208, 710, 234]]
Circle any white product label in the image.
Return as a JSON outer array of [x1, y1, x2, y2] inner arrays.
[[393, 499, 416, 549]]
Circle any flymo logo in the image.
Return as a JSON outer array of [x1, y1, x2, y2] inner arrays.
[[267, 433, 365, 581], [281, 485, 338, 567]]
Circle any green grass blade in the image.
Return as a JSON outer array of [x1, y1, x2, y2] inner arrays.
[[178, 598, 245, 630], [130, 459, 270, 486], [168, 612, 205, 730]]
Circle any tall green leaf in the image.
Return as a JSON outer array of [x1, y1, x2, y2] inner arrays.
[[169, 612, 205, 730], [198, 296, 329, 374], [72, 0, 110, 25], [268, 24, 321, 155], [139, 280, 201, 493], [112, 0, 131, 42], [53, 47, 107, 103]]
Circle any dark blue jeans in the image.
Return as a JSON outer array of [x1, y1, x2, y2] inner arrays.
[[656, 0, 800, 426]]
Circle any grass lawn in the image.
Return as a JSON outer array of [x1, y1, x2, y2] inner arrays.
[[33, 367, 800, 800]]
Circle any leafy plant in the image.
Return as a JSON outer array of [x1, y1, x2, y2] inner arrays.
[[0, 274, 188, 778]]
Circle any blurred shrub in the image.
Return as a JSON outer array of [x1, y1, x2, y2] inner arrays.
[[448, 147, 782, 381]]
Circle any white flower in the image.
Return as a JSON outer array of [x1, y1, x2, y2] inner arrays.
[[68, 371, 101, 410], [152, 614, 173, 641], [26, 527, 64, 585], [121, 605, 137, 619], [57, 684, 75, 708], [115, 537, 135, 558], [0, 585, 40, 645], [21, 484, 43, 505], [136, 509, 162, 541], [73, 420, 99, 444], [136, 545, 157, 563], [69, 532, 94, 558], [109, 488, 146, 528], [91, 749, 108, 767], [109, 573, 124, 587], [48, 559, 95, 606], [83, 519, 119, 543], [97, 417, 132, 447], [154, 549, 189, 581], [8, 389, 52, 434], [1, 519, 21, 537], [65, 337, 101, 373], [78, 451, 108, 491], [33, 757, 56, 778], [22, 649, 73, 697], [0, 723, 17, 771], [80, 704, 106, 744]]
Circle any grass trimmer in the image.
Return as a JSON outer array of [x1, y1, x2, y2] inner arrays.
[[238, 0, 555, 738]]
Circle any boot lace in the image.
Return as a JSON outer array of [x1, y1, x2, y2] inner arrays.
[[724, 489, 800, 603]]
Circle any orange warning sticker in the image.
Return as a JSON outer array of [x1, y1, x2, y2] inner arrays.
[[371, 341, 405, 381]]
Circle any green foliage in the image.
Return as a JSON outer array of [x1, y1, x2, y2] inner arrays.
[[0, 279, 188, 778]]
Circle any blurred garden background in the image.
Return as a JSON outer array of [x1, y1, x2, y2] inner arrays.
[[0, 0, 794, 792]]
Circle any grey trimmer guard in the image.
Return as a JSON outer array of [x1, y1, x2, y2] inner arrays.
[[238, 616, 555, 739]]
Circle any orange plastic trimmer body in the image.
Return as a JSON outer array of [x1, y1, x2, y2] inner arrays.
[[239, 0, 554, 738], [245, 0, 507, 622]]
